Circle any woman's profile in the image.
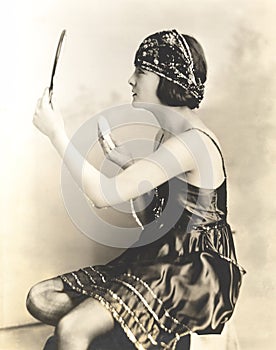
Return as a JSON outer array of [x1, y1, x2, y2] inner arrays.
[[27, 29, 245, 349]]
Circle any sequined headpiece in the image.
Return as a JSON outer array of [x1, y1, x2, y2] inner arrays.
[[134, 29, 204, 104]]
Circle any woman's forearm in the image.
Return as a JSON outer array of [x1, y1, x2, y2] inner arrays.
[[33, 88, 115, 208], [50, 129, 71, 158], [50, 129, 111, 208]]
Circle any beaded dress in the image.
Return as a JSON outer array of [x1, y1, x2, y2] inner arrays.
[[60, 128, 245, 350]]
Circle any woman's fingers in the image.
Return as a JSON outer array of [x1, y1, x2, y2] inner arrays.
[[110, 134, 119, 147], [41, 87, 51, 107], [35, 88, 50, 112], [35, 98, 42, 111], [33, 87, 65, 137], [42, 87, 50, 98], [99, 137, 112, 155]]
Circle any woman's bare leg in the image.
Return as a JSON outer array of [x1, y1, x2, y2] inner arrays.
[[26, 277, 86, 326], [55, 297, 115, 350]]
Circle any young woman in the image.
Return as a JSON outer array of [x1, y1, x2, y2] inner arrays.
[[27, 29, 244, 350]]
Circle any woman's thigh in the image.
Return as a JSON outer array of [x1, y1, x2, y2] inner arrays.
[[26, 277, 87, 325], [56, 297, 115, 344]]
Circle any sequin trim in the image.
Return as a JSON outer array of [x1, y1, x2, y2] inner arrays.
[[80, 268, 96, 284], [217, 253, 246, 274], [115, 277, 191, 340], [89, 266, 106, 282], [71, 272, 84, 288], [116, 278, 172, 334], [137, 61, 200, 100], [123, 273, 192, 334]]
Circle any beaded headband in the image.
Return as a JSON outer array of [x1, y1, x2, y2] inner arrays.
[[134, 29, 204, 104]]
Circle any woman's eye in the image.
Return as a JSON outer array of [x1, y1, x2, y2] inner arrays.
[[136, 68, 145, 75]]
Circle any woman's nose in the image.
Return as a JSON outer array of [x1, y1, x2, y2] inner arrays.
[[128, 72, 135, 86]]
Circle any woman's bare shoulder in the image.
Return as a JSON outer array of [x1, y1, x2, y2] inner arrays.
[[178, 124, 222, 149]]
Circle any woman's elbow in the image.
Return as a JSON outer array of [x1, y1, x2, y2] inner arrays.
[[85, 182, 124, 209], [93, 201, 109, 209], [90, 196, 112, 209], [92, 197, 123, 209], [87, 197, 106, 209]]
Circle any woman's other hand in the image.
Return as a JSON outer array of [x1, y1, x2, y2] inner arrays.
[[99, 134, 134, 170], [33, 88, 65, 139]]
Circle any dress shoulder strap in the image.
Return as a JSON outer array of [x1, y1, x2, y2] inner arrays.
[[184, 127, 227, 178]]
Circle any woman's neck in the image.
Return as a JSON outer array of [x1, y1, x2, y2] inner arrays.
[[155, 105, 201, 135]]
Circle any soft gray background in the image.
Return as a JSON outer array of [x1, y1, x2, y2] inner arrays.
[[1, 0, 275, 349]]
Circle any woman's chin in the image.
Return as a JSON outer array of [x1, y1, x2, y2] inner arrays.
[[132, 101, 161, 113], [131, 97, 144, 108], [132, 100, 139, 108], [132, 100, 147, 109]]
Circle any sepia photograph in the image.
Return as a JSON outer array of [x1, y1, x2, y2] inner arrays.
[[1, 1, 275, 349]]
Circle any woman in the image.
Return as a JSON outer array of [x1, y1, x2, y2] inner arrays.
[[27, 29, 244, 350]]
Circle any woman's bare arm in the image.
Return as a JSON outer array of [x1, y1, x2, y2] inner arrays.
[[33, 88, 196, 209], [51, 129, 195, 208]]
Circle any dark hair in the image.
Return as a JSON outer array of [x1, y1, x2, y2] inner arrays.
[[157, 35, 207, 109]]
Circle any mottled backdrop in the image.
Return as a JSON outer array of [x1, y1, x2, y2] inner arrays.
[[1, 1, 275, 349]]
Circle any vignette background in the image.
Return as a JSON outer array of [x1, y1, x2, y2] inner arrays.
[[1, 0, 275, 348]]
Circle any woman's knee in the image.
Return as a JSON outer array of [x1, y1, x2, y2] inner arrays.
[[26, 277, 64, 323]]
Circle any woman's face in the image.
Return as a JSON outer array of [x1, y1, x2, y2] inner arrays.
[[128, 67, 161, 105]]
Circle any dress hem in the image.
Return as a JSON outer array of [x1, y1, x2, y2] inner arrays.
[[60, 275, 191, 350]]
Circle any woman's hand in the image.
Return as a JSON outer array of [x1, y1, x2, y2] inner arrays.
[[99, 134, 134, 170], [33, 88, 65, 139]]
